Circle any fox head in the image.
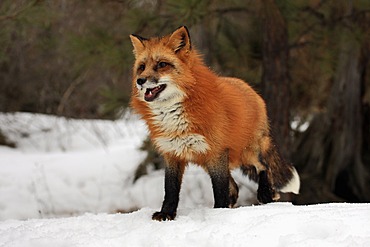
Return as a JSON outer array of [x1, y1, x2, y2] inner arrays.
[[130, 26, 195, 104]]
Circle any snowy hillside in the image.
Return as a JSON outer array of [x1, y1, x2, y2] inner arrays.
[[0, 113, 369, 246]]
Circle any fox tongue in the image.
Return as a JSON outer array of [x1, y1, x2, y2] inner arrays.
[[144, 85, 165, 102], [146, 90, 153, 97], [145, 88, 156, 100]]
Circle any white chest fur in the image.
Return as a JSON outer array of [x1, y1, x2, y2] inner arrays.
[[150, 102, 209, 159], [150, 102, 188, 133]]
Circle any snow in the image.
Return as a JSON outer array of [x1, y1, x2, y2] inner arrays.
[[0, 112, 369, 246], [1, 204, 369, 247]]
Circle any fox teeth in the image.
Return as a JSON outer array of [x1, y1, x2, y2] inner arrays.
[[148, 86, 161, 92]]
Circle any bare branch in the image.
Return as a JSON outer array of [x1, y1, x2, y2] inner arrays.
[[57, 70, 89, 116]]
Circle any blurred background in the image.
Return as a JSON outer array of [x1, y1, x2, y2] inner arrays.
[[0, 0, 369, 205]]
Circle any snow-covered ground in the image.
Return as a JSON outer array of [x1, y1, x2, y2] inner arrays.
[[1, 203, 369, 247], [0, 112, 369, 246]]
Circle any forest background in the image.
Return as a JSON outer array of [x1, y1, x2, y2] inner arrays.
[[0, 0, 369, 204]]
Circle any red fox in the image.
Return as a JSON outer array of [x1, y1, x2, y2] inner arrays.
[[130, 26, 300, 221]]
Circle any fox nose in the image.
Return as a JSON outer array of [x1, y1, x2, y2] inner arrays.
[[137, 78, 147, 86]]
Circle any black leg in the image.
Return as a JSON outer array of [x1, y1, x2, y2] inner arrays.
[[152, 162, 184, 221], [207, 150, 230, 208], [257, 170, 274, 204]]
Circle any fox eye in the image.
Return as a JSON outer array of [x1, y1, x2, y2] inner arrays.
[[138, 64, 145, 72], [157, 61, 169, 69]]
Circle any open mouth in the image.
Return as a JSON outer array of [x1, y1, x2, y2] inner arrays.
[[144, 84, 167, 102]]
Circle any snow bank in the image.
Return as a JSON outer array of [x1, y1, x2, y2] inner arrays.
[[0, 203, 369, 247], [0, 112, 148, 219], [0, 113, 256, 220]]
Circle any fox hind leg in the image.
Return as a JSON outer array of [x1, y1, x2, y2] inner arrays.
[[241, 162, 279, 204], [241, 136, 299, 204], [229, 176, 239, 207], [257, 170, 275, 203]]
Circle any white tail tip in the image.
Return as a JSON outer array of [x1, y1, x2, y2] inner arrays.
[[280, 167, 300, 194]]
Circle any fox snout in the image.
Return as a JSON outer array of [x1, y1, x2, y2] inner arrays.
[[136, 78, 147, 86], [136, 77, 159, 86], [135, 76, 168, 102]]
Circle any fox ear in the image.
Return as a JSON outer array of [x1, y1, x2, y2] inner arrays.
[[129, 34, 147, 56], [167, 26, 191, 54]]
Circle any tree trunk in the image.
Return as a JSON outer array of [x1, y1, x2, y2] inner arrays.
[[260, 0, 291, 159], [293, 27, 370, 203]]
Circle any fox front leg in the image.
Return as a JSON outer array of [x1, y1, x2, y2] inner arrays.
[[152, 161, 185, 221]]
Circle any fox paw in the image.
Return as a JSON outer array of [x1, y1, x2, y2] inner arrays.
[[152, 211, 176, 221]]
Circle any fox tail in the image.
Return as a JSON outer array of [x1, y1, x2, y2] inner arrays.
[[260, 137, 300, 195]]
